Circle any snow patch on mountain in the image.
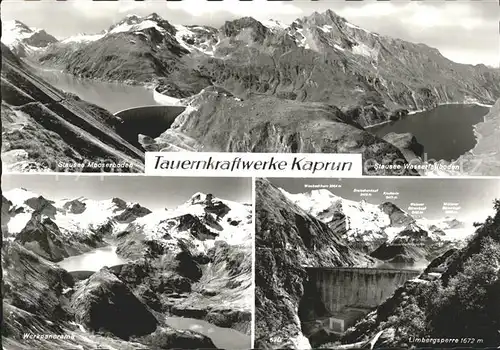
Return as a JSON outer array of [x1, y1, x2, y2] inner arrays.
[[1, 20, 57, 55], [1, 20, 37, 46], [334, 44, 345, 51], [417, 218, 475, 241], [131, 192, 251, 253], [293, 28, 311, 50], [261, 19, 289, 31], [352, 42, 378, 59], [280, 188, 393, 242], [62, 33, 105, 44], [173, 24, 219, 56], [279, 188, 473, 244], [110, 20, 166, 35], [321, 25, 334, 33], [54, 198, 129, 236], [3, 188, 40, 207]]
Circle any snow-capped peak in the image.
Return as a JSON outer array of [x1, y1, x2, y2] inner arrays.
[[261, 19, 288, 31], [3, 188, 252, 262], [107, 13, 172, 36], [280, 188, 476, 244], [109, 20, 164, 35], [281, 188, 412, 242], [3, 188, 40, 206], [1, 20, 36, 46], [187, 192, 209, 205], [1, 19, 58, 56], [416, 217, 473, 241], [61, 32, 105, 44], [173, 24, 219, 56]]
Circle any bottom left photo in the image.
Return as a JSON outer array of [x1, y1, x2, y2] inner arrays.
[[1, 174, 253, 350]]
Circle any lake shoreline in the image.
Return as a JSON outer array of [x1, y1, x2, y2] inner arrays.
[[57, 242, 127, 272], [165, 316, 251, 349], [365, 101, 493, 130], [26, 61, 159, 114], [367, 103, 490, 163]]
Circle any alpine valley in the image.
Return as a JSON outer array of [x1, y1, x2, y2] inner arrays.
[[2, 9, 499, 174], [254, 178, 499, 349], [1, 188, 252, 349]]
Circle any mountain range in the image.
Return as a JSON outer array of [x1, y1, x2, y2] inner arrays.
[[280, 188, 471, 265], [14, 10, 498, 121], [2, 188, 252, 349], [2, 10, 499, 174]]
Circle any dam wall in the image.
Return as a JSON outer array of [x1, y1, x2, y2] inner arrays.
[[307, 267, 420, 313], [114, 105, 186, 146], [153, 88, 183, 106]]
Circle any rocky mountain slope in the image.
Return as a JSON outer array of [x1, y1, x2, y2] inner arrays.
[[2, 188, 252, 349], [32, 11, 500, 127], [1, 43, 144, 172], [147, 86, 416, 175], [339, 199, 500, 349], [254, 178, 374, 349], [36, 14, 210, 92]]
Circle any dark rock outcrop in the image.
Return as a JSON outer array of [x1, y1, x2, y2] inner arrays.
[[16, 213, 70, 261], [62, 199, 87, 214], [176, 214, 219, 240], [379, 202, 416, 227], [24, 30, 58, 48], [114, 203, 152, 223], [24, 196, 57, 219], [2, 195, 14, 236], [71, 268, 158, 339], [382, 132, 425, 161], [112, 197, 128, 210]]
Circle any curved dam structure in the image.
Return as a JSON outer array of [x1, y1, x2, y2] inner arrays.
[[307, 267, 420, 312], [300, 267, 420, 336], [114, 105, 186, 147]]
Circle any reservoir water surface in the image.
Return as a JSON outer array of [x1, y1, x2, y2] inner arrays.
[[30, 65, 159, 114], [58, 245, 126, 272], [370, 104, 489, 161], [165, 316, 251, 350]]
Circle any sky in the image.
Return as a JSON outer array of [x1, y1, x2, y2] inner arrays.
[[2, 174, 252, 210], [269, 177, 500, 221], [1, 0, 499, 67]]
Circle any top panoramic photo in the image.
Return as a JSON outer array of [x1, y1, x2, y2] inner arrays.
[[1, 0, 499, 176]]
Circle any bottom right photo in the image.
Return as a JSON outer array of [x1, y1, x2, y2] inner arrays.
[[254, 177, 500, 349]]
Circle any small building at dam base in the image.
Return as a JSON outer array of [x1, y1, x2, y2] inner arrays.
[[300, 267, 420, 337]]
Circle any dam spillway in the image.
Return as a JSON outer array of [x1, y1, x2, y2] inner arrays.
[[300, 267, 420, 337], [114, 105, 186, 147]]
